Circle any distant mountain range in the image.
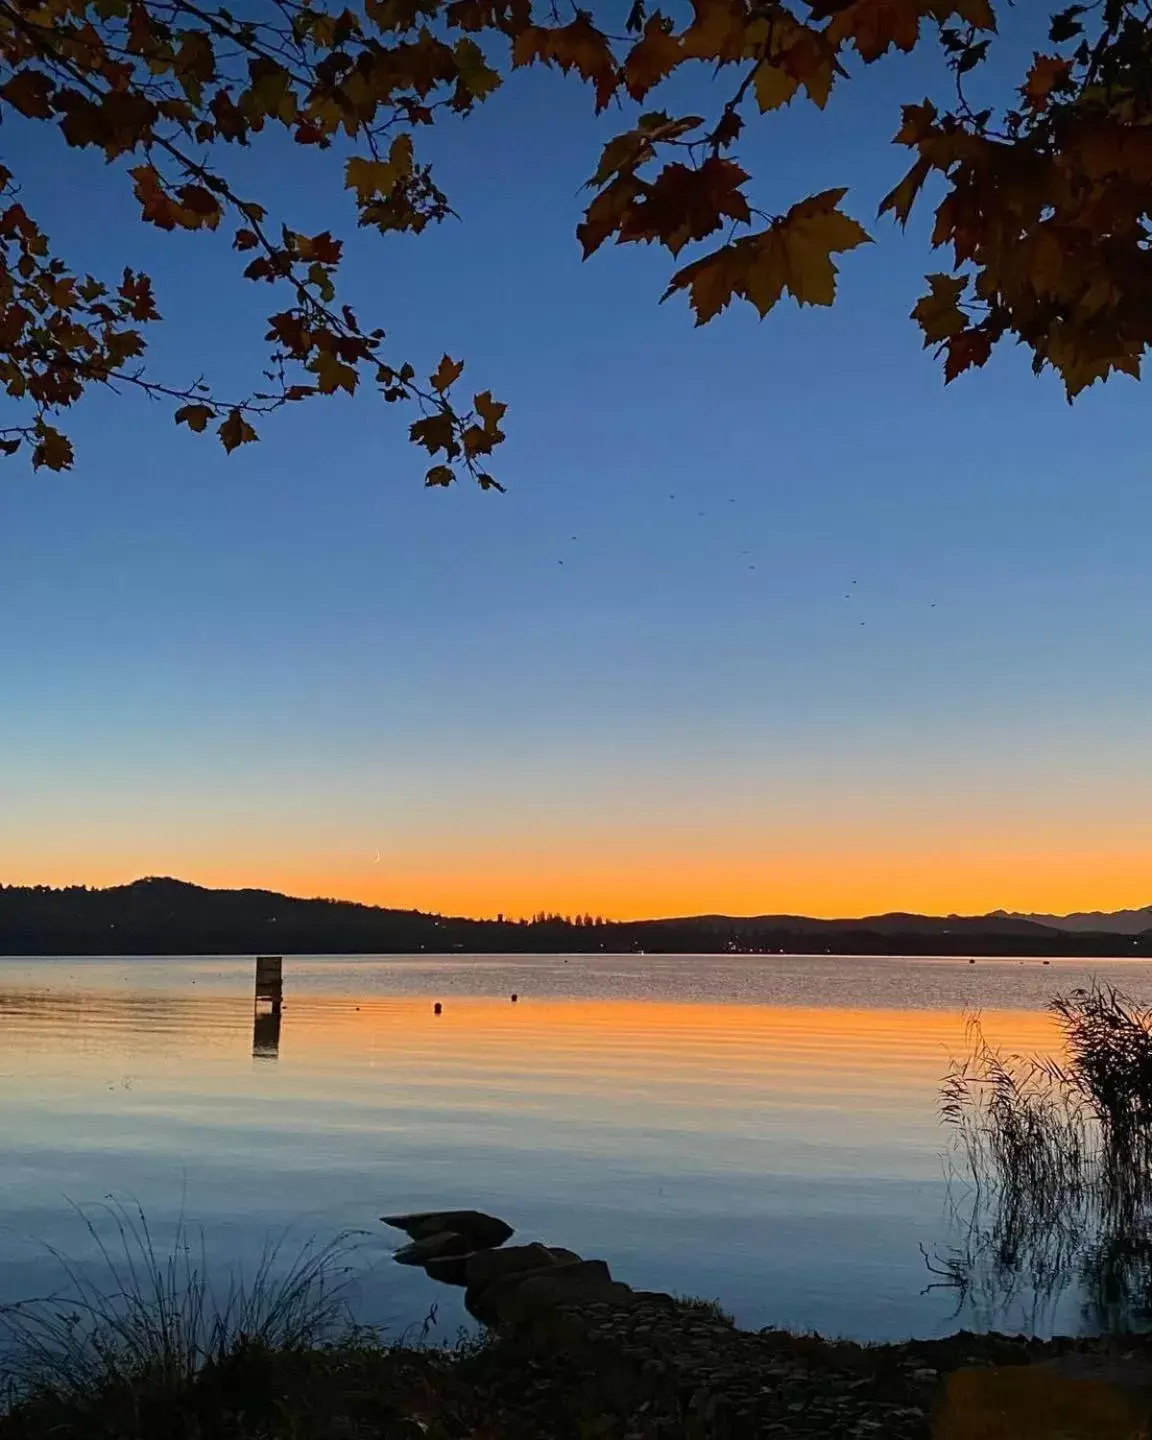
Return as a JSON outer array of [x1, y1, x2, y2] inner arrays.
[[1, 877, 1151, 957], [991, 906, 1152, 935]]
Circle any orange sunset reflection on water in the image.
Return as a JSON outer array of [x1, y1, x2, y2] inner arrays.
[[4, 953, 1152, 1340]]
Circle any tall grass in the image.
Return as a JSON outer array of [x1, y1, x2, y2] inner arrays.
[[936, 983, 1152, 1330], [0, 1199, 368, 1406]]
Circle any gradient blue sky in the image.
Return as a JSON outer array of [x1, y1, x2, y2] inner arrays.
[[2, 9, 1150, 918]]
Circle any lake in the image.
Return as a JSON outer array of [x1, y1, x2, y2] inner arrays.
[[3, 952, 1151, 1343]]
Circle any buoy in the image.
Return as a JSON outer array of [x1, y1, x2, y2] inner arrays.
[[433, 1001, 442, 1014], [969, 958, 976, 964], [511, 993, 518, 1003]]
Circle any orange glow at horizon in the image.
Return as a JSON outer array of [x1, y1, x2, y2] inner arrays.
[[6, 842, 1152, 921]]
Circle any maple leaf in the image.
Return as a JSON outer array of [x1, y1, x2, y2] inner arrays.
[[1, 70, 56, 119], [680, 0, 747, 63], [617, 156, 751, 256], [878, 156, 932, 225], [911, 273, 968, 343], [453, 37, 502, 102], [218, 410, 258, 451], [473, 390, 506, 428], [425, 463, 454, 486], [622, 16, 682, 101], [430, 354, 464, 393], [754, 188, 872, 309], [942, 327, 994, 382], [1022, 54, 1073, 113], [409, 411, 458, 456], [31, 424, 74, 471], [512, 16, 618, 111], [175, 402, 213, 431], [754, 62, 801, 112], [312, 349, 359, 394], [826, 0, 926, 62], [663, 188, 871, 321]]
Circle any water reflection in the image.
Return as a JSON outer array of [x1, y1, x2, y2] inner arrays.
[[252, 1004, 281, 1060], [4, 955, 1152, 1340], [930, 1174, 1152, 1336]]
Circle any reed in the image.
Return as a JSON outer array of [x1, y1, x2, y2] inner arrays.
[[936, 983, 1152, 1328], [0, 1199, 367, 1405]]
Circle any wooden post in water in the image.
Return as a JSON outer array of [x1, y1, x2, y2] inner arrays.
[[255, 955, 283, 1006], [253, 955, 283, 1059]]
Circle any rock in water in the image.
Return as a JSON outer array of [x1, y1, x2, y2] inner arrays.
[[466, 1257, 616, 1326], [380, 1209, 514, 1249], [424, 1242, 581, 1288], [463, 1243, 569, 1289], [393, 1231, 472, 1265]]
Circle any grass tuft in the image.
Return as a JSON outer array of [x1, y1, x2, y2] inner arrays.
[[0, 1198, 368, 1411]]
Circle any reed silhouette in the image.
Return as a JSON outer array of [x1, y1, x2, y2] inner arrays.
[[934, 983, 1152, 1332]]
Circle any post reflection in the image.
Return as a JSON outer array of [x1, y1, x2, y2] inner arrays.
[[252, 1002, 281, 1060]]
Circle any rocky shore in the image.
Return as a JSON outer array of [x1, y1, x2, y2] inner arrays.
[[4, 1205, 1150, 1440], [381, 1207, 1152, 1439]]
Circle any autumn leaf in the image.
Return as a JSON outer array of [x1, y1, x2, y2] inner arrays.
[[663, 188, 871, 321], [622, 16, 681, 101], [1022, 54, 1073, 112], [218, 410, 258, 451], [345, 136, 414, 204], [312, 349, 359, 395], [680, 0, 747, 64], [430, 354, 464, 393], [615, 156, 751, 256], [453, 37, 502, 102], [410, 411, 458, 456], [31, 425, 74, 471], [425, 463, 454, 486], [473, 390, 506, 428], [754, 62, 801, 112], [1, 70, 55, 119], [5, 0, 1152, 480], [911, 273, 968, 343], [942, 327, 994, 382], [512, 16, 618, 111], [878, 155, 932, 225], [175, 402, 214, 432]]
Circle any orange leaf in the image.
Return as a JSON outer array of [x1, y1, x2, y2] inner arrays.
[[1022, 54, 1073, 113], [430, 354, 464, 393], [622, 16, 681, 101], [175, 402, 213, 432], [219, 410, 258, 451]]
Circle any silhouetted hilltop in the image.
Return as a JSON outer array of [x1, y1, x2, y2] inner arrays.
[[0, 877, 1150, 956], [991, 904, 1152, 935]]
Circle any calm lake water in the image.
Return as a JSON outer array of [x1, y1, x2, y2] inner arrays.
[[3, 952, 1152, 1343]]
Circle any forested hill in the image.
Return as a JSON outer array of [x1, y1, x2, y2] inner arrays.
[[1, 877, 1150, 957]]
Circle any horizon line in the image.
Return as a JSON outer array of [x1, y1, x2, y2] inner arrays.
[[5, 873, 1151, 928]]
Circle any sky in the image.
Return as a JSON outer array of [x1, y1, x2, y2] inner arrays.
[[1, 8, 1151, 921]]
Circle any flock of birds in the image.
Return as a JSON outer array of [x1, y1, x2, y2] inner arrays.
[[552, 493, 939, 621]]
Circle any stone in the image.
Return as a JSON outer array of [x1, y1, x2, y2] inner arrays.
[[464, 1243, 571, 1290], [494, 1273, 635, 1328], [421, 1252, 473, 1286], [466, 1257, 620, 1325], [934, 1363, 1152, 1440], [380, 1209, 514, 1249], [393, 1230, 471, 1265]]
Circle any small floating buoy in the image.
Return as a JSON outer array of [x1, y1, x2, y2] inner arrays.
[[968, 958, 976, 964], [1043, 960, 1050, 965], [511, 993, 518, 1003], [433, 1002, 442, 1015]]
